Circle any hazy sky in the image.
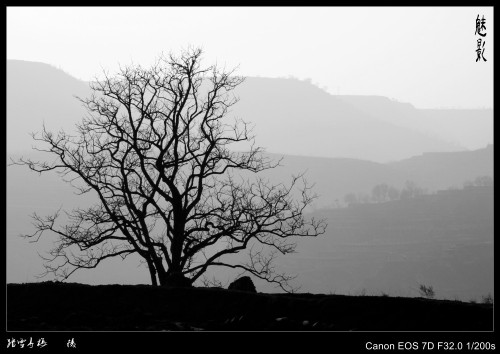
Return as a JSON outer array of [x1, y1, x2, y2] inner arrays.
[[7, 6, 493, 109]]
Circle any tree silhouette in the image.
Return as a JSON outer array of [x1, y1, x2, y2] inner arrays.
[[387, 186, 400, 201], [12, 48, 326, 292], [400, 180, 423, 200], [474, 176, 493, 187], [344, 193, 358, 206], [371, 183, 389, 203]]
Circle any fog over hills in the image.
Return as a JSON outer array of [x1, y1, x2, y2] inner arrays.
[[7, 145, 493, 212], [388, 144, 493, 191], [8, 59, 493, 162], [233, 77, 465, 162], [7, 60, 90, 150], [337, 95, 493, 150], [259, 145, 493, 209]]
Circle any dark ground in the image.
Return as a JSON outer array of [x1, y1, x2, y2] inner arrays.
[[7, 282, 493, 331]]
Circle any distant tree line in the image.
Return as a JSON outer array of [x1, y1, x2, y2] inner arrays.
[[343, 175, 493, 207], [463, 175, 494, 188], [343, 180, 426, 207]]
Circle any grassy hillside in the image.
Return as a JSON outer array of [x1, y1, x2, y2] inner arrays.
[[389, 145, 493, 190], [7, 282, 492, 331], [264, 185, 494, 299]]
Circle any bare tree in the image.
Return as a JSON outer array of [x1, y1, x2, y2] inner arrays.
[[11, 48, 326, 292]]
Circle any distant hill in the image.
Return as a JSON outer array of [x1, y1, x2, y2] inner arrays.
[[304, 185, 493, 245], [8, 60, 468, 162], [388, 144, 493, 191], [419, 109, 493, 150], [7, 60, 90, 153], [266, 185, 494, 299], [233, 77, 464, 162], [259, 144, 493, 208], [337, 95, 493, 150], [10, 144, 491, 213], [257, 153, 405, 209]]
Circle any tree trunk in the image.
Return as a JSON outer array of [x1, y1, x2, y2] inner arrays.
[[161, 270, 192, 288], [156, 264, 168, 286], [164, 213, 191, 288], [146, 259, 158, 286]]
